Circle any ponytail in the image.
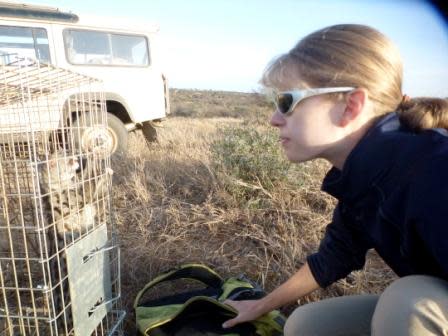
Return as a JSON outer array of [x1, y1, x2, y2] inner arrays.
[[397, 97, 448, 131]]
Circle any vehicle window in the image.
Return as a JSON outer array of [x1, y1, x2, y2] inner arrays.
[[64, 29, 149, 66], [0, 26, 50, 64]]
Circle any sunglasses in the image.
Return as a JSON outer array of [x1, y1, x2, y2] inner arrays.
[[274, 87, 355, 115]]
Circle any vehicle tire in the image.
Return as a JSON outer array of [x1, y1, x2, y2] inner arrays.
[[141, 120, 158, 144], [106, 113, 128, 154], [72, 112, 128, 155]]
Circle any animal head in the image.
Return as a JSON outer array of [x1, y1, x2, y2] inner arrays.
[[41, 151, 79, 191]]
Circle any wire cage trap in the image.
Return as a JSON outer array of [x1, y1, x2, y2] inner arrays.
[[0, 55, 124, 335]]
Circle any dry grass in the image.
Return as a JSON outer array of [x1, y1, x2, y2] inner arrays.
[[112, 89, 396, 333]]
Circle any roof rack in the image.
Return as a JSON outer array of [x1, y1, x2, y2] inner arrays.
[[0, 1, 78, 22]]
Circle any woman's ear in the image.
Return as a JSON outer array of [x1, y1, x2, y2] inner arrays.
[[339, 89, 368, 127]]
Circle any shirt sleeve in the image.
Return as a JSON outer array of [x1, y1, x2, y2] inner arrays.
[[307, 204, 372, 288]]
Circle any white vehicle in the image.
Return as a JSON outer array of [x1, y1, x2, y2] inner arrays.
[[0, 1, 169, 153]]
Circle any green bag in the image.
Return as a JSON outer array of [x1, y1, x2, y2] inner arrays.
[[134, 264, 285, 336]]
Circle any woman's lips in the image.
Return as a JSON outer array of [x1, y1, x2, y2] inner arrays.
[[279, 136, 290, 145]]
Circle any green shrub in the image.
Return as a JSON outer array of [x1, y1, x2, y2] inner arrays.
[[211, 126, 291, 202]]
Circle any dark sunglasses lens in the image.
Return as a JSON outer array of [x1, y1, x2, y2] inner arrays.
[[277, 93, 293, 114]]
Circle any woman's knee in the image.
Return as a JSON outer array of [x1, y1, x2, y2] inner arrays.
[[284, 295, 377, 336], [372, 275, 448, 336], [284, 304, 317, 336]]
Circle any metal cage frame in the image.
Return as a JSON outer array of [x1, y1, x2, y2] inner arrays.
[[0, 55, 124, 336]]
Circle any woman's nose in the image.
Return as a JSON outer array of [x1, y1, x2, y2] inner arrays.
[[270, 110, 286, 127]]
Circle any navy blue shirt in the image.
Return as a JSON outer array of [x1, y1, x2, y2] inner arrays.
[[307, 113, 448, 288]]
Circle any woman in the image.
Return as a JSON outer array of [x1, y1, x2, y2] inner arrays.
[[223, 24, 448, 335]]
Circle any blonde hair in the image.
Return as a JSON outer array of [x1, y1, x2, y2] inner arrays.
[[262, 24, 448, 131]]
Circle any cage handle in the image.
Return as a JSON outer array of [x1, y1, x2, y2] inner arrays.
[[83, 243, 117, 263], [89, 295, 121, 313]]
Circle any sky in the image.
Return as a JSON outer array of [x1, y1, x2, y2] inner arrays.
[[23, 0, 448, 97]]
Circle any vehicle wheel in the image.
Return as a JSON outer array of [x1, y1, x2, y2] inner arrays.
[[141, 121, 158, 144], [105, 113, 128, 154], [72, 112, 128, 155]]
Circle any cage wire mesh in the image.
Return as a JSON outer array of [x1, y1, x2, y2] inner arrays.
[[0, 55, 124, 335]]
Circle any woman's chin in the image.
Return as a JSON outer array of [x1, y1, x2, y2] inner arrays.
[[283, 149, 316, 163]]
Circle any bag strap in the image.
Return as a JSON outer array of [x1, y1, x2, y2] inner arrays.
[[133, 263, 223, 308], [219, 276, 262, 301]]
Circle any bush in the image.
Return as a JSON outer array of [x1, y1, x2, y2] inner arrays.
[[211, 126, 291, 202]]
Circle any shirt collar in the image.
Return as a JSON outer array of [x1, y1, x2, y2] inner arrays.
[[321, 112, 403, 201]]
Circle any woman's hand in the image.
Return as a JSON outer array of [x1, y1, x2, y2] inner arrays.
[[222, 263, 319, 329], [222, 299, 265, 328]]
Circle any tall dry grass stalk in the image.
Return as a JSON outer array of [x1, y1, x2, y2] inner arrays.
[[112, 90, 396, 332]]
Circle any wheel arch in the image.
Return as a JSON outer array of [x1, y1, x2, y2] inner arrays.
[[103, 93, 133, 125], [62, 92, 133, 126], [106, 100, 131, 125]]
